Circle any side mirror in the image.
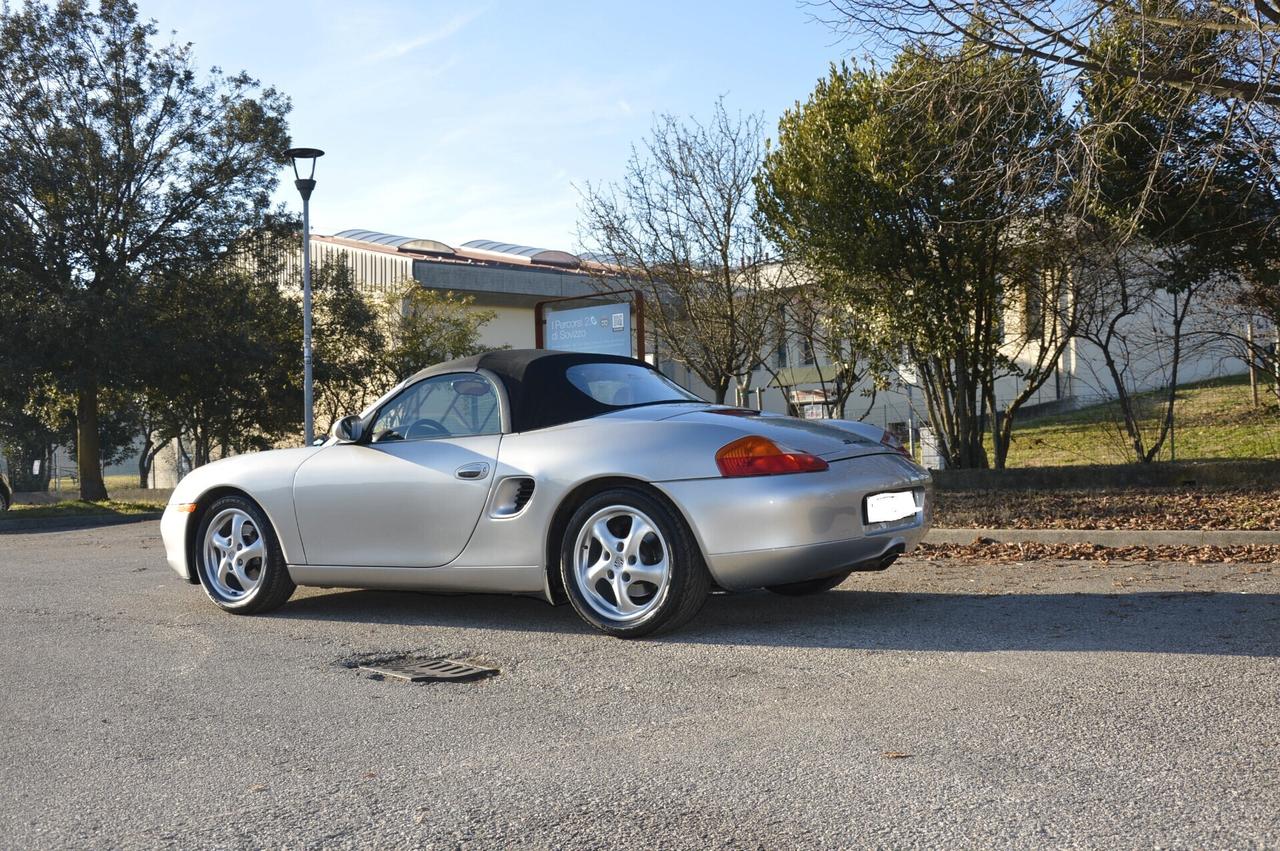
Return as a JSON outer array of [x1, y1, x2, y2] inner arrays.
[[330, 415, 365, 444]]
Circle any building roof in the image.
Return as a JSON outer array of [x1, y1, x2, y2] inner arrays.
[[461, 240, 581, 269], [334, 229, 455, 256], [330, 229, 594, 272]]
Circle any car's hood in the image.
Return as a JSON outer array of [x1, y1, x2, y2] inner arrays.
[[168, 445, 323, 504], [604, 403, 889, 461]]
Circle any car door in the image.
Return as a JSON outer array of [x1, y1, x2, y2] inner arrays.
[[292, 372, 504, 567]]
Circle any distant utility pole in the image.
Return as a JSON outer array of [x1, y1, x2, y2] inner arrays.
[[285, 147, 325, 445]]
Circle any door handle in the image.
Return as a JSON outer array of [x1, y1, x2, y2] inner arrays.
[[455, 462, 490, 480]]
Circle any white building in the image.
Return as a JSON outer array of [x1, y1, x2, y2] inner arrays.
[[300, 228, 1252, 451]]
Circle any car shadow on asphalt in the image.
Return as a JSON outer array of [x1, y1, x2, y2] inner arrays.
[[278, 588, 589, 636], [275, 587, 1280, 656], [687, 590, 1280, 656]]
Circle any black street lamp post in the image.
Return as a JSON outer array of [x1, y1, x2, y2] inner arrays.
[[285, 147, 325, 445]]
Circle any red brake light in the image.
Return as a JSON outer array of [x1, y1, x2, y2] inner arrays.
[[715, 435, 829, 477]]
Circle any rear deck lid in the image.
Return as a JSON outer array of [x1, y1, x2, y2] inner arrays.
[[655, 406, 889, 461]]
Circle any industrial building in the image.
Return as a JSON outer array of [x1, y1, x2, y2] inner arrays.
[[311, 229, 602, 351]]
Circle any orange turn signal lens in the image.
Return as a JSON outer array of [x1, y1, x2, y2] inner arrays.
[[715, 435, 829, 477], [173, 502, 197, 514]]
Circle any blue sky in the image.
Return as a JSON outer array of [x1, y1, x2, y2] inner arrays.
[[135, 1, 852, 251]]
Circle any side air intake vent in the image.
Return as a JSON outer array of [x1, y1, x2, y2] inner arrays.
[[512, 479, 535, 512], [490, 477, 536, 518]]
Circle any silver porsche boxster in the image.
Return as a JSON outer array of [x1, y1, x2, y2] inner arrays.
[[160, 350, 932, 637]]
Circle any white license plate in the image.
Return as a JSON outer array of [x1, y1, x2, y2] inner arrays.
[[866, 490, 918, 524]]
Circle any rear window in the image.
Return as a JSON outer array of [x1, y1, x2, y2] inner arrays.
[[565, 363, 700, 408]]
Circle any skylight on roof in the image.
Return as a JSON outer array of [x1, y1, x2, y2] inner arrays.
[[334, 229, 454, 255], [461, 239, 580, 269]]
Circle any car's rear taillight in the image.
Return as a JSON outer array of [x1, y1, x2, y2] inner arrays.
[[715, 435, 829, 477]]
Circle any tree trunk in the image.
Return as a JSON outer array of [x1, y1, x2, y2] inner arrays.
[[193, 427, 212, 468], [1141, 290, 1188, 463], [991, 408, 1010, 470], [76, 375, 109, 500], [137, 432, 157, 489], [1095, 340, 1149, 463], [175, 434, 192, 475]]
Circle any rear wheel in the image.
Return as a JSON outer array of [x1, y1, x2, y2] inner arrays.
[[765, 571, 852, 596], [560, 488, 709, 638], [196, 495, 295, 614]]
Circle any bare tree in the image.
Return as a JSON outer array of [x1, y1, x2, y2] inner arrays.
[[1061, 8, 1276, 461], [578, 101, 783, 403], [812, 0, 1280, 105], [1070, 223, 1229, 461], [812, 0, 1280, 234]]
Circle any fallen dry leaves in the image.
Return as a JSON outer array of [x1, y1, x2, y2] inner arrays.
[[918, 540, 1280, 564], [934, 487, 1280, 531]]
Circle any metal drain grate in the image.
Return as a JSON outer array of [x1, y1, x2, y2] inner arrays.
[[358, 658, 497, 683]]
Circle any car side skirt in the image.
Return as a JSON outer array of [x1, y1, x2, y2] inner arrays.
[[286, 563, 549, 599]]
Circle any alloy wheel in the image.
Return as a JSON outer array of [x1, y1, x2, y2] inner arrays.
[[572, 505, 672, 622], [201, 507, 266, 601]]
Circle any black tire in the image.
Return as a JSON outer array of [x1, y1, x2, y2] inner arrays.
[[195, 495, 295, 614], [765, 571, 852, 597], [560, 487, 710, 638], [0, 489, 9, 512]]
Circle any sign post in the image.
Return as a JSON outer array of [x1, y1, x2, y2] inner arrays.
[[535, 290, 646, 359]]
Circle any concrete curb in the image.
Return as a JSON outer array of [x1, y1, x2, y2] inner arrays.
[[925, 527, 1280, 547], [0, 512, 163, 535]]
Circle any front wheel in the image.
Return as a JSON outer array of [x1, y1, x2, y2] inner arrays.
[[560, 488, 710, 638], [196, 495, 295, 614]]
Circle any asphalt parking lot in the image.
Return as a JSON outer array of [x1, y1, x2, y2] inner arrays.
[[1, 522, 1277, 849]]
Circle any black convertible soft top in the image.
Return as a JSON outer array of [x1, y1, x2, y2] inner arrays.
[[404, 349, 671, 433]]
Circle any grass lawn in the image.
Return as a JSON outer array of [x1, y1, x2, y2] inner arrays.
[[999, 373, 1280, 467], [6, 499, 165, 519], [104, 473, 143, 490], [39, 473, 149, 494]]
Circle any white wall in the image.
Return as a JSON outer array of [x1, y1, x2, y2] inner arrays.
[[477, 304, 537, 350], [1065, 287, 1242, 405]]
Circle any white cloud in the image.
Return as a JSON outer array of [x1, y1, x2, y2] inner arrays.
[[361, 6, 486, 63]]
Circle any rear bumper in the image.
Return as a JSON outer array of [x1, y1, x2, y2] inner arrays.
[[657, 452, 931, 591], [704, 526, 924, 589]]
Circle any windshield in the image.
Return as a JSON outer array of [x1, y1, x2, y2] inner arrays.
[[565, 363, 701, 408]]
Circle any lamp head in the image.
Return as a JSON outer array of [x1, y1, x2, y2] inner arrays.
[[285, 147, 324, 200]]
